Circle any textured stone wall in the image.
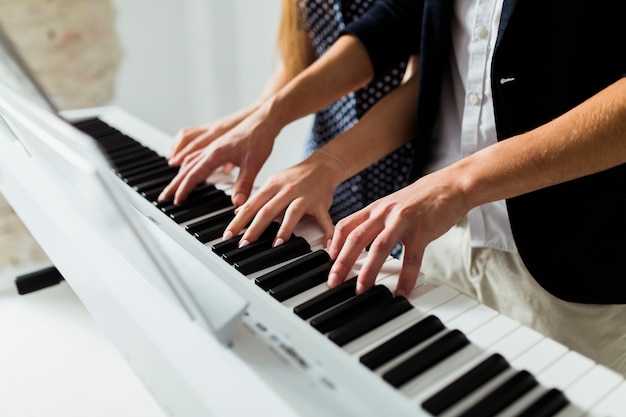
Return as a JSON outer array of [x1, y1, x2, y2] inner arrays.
[[0, 0, 121, 272], [0, 0, 122, 109]]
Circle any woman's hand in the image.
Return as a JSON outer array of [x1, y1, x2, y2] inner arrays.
[[158, 101, 282, 206], [223, 150, 346, 249]]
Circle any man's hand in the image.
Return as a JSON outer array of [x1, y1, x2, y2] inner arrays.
[[328, 169, 470, 297]]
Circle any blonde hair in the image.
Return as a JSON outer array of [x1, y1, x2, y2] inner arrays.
[[277, 0, 306, 78]]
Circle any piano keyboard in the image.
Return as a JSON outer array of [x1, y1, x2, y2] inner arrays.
[[72, 117, 625, 417]]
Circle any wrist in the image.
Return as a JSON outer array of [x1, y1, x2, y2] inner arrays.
[[312, 149, 347, 187]]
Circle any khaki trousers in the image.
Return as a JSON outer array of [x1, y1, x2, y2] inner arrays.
[[420, 218, 626, 376]]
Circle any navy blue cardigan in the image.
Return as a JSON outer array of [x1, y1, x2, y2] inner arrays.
[[345, 0, 626, 304]]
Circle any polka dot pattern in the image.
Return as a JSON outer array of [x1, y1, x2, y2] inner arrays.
[[300, 0, 414, 257]]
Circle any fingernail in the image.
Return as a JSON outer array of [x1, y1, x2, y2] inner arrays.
[[273, 237, 284, 247], [222, 230, 233, 240], [234, 208, 240, 215], [233, 193, 246, 205], [328, 272, 339, 287], [356, 282, 365, 295], [396, 288, 408, 298], [325, 238, 332, 248], [238, 239, 249, 248]]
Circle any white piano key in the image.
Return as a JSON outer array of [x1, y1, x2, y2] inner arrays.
[[494, 385, 553, 417], [373, 328, 453, 377], [344, 307, 429, 355], [510, 337, 570, 376], [488, 338, 570, 417], [466, 314, 521, 349], [552, 404, 589, 417], [427, 293, 478, 324], [424, 323, 546, 416], [366, 296, 486, 390], [402, 344, 487, 396], [437, 367, 521, 417], [410, 349, 497, 405], [446, 303, 499, 334], [559, 365, 623, 415], [537, 350, 597, 390], [587, 380, 626, 416], [407, 284, 460, 313], [487, 325, 544, 360], [404, 306, 504, 404], [293, 218, 325, 248], [347, 288, 466, 357]]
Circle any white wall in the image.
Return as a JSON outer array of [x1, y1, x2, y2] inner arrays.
[[109, 0, 311, 185]]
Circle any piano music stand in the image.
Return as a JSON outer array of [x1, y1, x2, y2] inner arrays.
[[0, 23, 248, 344]]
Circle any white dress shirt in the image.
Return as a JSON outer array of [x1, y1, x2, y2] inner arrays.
[[425, 0, 517, 253]]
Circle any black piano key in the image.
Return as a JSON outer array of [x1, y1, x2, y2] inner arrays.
[[74, 118, 115, 131], [91, 130, 128, 143], [161, 189, 227, 215], [256, 249, 331, 291], [125, 165, 179, 186], [268, 261, 333, 302], [72, 117, 105, 130], [193, 218, 235, 243], [106, 142, 145, 156], [104, 138, 144, 152], [457, 370, 538, 417], [158, 183, 219, 209], [186, 208, 234, 231], [168, 194, 232, 223], [382, 329, 470, 388], [309, 285, 393, 334], [79, 125, 120, 139], [141, 186, 168, 202], [234, 236, 311, 276], [221, 234, 276, 264], [112, 148, 159, 166], [133, 176, 176, 194], [158, 187, 222, 212], [293, 276, 357, 320], [184, 204, 234, 232], [211, 234, 243, 255], [114, 153, 164, 172], [211, 222, 281, 256], [360, 315, 446, 370], [513, 388, 569, 417], [327, 296, 414, 347], [120, 159, 168, 179], [422, 353, 510, 416]]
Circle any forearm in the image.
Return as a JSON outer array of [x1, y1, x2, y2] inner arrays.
[[313, 69, 420, 184], [267, 35, 374, 127], [456, 77, 626, 210]]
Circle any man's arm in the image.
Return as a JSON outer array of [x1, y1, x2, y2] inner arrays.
[[329, 77, 626, 297]]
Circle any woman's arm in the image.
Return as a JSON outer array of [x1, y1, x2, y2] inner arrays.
[[168, 30, 315, 164], [224, 66, 421, 247], [159, 34, 377, 204]]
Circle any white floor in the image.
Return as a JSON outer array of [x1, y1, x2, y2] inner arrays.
[[0, 264, 167, 417]]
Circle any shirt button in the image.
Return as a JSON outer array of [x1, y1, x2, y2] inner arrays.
[[474, 25, 488, 40], [468, 93, 480, 105]]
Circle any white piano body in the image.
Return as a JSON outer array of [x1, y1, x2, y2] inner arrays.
[[0, 83, 420, 416], [1, 50, 625, 417]]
